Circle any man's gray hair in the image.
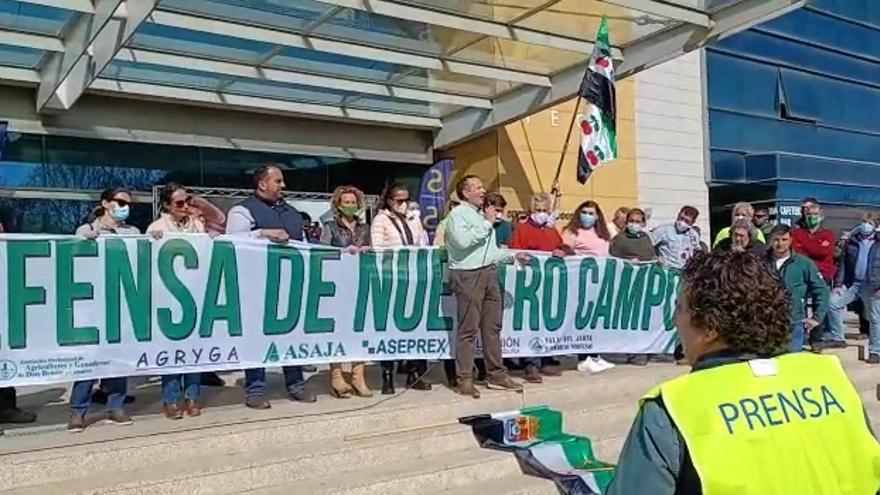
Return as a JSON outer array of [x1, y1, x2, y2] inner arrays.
[[531, 193, 553, 210], [731, 219, 754, 237]]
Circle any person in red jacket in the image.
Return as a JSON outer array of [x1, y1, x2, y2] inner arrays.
[[791, 198, 835, 347], [508, 193, 567, 382], [792, 198, 836, 282]]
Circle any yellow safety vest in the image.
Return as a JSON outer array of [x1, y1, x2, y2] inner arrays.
[[643, 352, 880, 495]]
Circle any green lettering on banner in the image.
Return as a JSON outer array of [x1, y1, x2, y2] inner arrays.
[[426, 249, 452, 331], [542, 257, 567, 331], [575, 258, 599, 329], [157, 239, 199, 341], [393, 249, 428, 332], [56, 239, 100, 346], [353, 251, 393, 332], [263, 244, 305, 335], [612, 264, 648, 330], [590, 258, 617, 330], [6, 240, 50, 349], [513, 258, 541, 331], [304, 248, 339, 334], [199, 241, 242, 338], [105, 239, 152, 343], [663, 269, 682, 331], [641, 264, 667, 331]]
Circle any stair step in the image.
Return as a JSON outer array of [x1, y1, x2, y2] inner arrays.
[[427, 472, 559, 495]]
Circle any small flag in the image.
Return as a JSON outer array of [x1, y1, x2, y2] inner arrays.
[[460, 406, 615, 495], [577, 18, 617, 184]]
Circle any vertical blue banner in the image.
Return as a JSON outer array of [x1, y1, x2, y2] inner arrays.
[[417, 159, 453, 242]]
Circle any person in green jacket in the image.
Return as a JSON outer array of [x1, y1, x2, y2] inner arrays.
[[766, 224, 830, 352]]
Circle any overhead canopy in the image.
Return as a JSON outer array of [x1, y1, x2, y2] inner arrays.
[[0, 0, 804, 152]]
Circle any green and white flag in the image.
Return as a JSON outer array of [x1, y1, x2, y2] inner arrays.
[[460, 406, 615, 494], [578, 17, 617, 184]]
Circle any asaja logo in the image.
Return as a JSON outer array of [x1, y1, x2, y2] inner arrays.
[[529, 337, 545, 353], [0, 360, 17, 381]]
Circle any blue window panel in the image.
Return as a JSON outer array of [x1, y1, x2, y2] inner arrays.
[[777, 69, 821, 122], [709, 110, 880, 164], [810, 0, 880, 30], [777, 154, 880, 186], [758, 8, 880, 62], [743, 154, 780, 182], [777, 180, 880, 208], [742, 153, 880, 187], [710, 31, 880, 88], [708, 54, 880, 135], [709, 150, 746, 182], [706, 53, 779, 117], [0, 0, 72, 35], [0, 43, 43, 68]]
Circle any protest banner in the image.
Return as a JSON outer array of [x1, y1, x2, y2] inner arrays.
[[0, 235, 679, 386]]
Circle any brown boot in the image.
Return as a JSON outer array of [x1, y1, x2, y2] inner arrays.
[[350, 362, 373, 398], [330, 363, 353, 399], [163, 404, 184, 420], [455, 378, 481, 399], [184, 399, 202, 417]]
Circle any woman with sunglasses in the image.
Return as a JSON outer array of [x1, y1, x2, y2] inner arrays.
[[69, 187, 140, 432], [146, 182, 215, 419], [371, 183, 431, 394]]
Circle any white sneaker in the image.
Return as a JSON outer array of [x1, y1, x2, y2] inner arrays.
[[594, 356, 616, 371], [577, 357, 611, 374]]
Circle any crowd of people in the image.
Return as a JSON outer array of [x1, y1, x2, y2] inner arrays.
[[0, 165, 870, 433]]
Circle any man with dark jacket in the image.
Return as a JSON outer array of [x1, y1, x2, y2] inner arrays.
[[823, 213, 880, 362], [767, 225, 829, 352], [226, 163, 318, 408]]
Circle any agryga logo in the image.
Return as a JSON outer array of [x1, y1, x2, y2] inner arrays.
[[0, 361, 17, 381]]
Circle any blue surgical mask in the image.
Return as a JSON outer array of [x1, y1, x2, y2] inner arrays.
[[858, 222, 875, 236], [110, 204, 129, 222], [531, 212, 550, 226], [626, 223, 643, 235], [579, 213, 597, 229]]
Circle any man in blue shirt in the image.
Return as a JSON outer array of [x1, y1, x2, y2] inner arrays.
[[823, 213, 880, 363]]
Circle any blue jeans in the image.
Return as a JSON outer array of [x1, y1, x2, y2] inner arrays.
[[244, 366, 304, 398], [70, 377, 127, 414], [161, 374, 201, 405], [788, 322, 805, 353], [827, 283, 880, 355]]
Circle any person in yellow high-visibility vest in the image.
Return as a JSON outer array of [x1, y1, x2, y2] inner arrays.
[[605, 250, 880, 495]]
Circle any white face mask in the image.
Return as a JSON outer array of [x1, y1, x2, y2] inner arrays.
[[675, 220, 690, 233], [626, 223, 643, 235], [531, 212, 550, 226]]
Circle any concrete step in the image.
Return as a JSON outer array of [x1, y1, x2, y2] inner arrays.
[[427, 472, 559, 495], [0, 363, 681, 490], [0, 345, 876, 495]]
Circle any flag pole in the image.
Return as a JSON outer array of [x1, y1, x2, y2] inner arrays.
[[550, 96, 583, 208]]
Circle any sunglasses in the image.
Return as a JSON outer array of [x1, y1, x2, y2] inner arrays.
[[112, 198, 130, 207], [392, 198, 411, 205], [172, 197, 193, 208]]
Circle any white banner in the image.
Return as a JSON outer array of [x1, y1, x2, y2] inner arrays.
[[0, 235, 679, 386]]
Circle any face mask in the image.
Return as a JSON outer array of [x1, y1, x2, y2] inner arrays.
[[805, 215, 822, 228], [734, 214, 747, 222], [579, 213, 597, 229], [858, 222, 875, 236], [339, 206, 359, 218], [675, 220, 690, 233], [410, 208, 421, 220], [110, 204, 129, 222], [626, 223, 643, 235], [531, 212, 550, 226]]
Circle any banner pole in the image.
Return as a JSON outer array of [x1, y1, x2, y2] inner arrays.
[[549, 96, 583, 209]]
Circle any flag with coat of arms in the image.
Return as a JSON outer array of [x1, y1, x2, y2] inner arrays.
[[577, 18, 617, 184]]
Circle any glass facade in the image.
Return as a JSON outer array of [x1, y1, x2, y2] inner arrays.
[[0, 132, 424, 234], [707, 0, 880, 233]]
